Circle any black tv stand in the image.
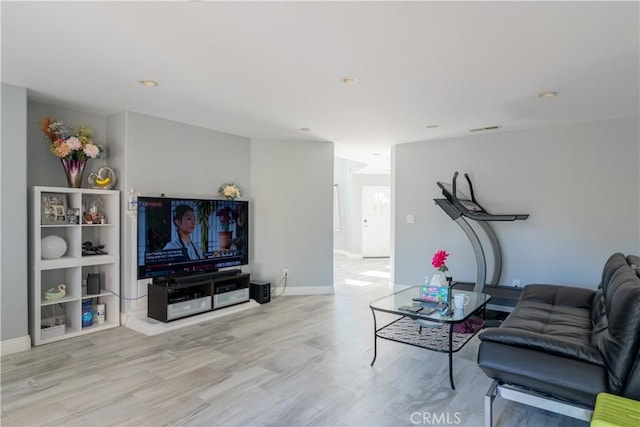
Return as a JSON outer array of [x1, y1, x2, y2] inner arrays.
[[148, 270, 250, 322], [170, 269, 242, 285]]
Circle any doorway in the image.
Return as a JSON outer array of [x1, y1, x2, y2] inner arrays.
[[361, 185, 391, 257]]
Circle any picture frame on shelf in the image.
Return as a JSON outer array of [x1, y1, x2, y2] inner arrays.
[[66, 208, 80, 224], [41, 193, 68, 225]]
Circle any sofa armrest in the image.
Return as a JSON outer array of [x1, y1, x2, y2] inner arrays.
[[520, 284, 595, 309]]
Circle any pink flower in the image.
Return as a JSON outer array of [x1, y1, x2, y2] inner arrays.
[[432, 250, 449, 272], [66, 136, 82, 150], [52, 141, 71, 158], [83, 143, 100, 158]]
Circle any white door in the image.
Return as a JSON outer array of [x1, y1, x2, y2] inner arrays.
[[362, 186, 391, 257]]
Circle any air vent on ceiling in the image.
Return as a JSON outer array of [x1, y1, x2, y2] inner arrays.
[[469, 124, 502, 132]]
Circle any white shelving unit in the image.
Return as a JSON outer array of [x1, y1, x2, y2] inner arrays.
[[29, 186, 120, 346]]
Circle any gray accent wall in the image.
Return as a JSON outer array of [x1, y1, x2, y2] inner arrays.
[[393, 117, 640, 289], [27, 102, 108, 189], [109, 112, 252, 315], [251, 139, 334, 294], [1, 83, 28, 342]]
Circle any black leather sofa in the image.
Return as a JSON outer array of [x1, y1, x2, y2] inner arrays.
[[477, 252, 640, 426]]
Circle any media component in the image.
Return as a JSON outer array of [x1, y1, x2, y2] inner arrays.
[[137, 196, 249, 280]]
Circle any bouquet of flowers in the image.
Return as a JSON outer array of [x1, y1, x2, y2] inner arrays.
[[40, 117, 104, 160], [432, 250, 449, 273], [218, 182, 241, 200]]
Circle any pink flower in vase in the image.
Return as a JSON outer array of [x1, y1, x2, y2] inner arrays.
[[432, 250, 449, 273]]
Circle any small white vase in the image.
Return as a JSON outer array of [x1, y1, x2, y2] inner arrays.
[[430, 270, 447, 287]]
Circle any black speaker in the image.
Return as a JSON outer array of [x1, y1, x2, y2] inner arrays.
[[250, 281, 270, 304], [87, 273, 101, 295]]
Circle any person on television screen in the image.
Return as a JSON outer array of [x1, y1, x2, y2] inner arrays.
[[163, 205, 203, 260]]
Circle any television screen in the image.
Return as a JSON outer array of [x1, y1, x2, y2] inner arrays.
[[137, 196, 249, 280]]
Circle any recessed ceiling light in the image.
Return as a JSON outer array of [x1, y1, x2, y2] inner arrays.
[[341, 76, 358, 85], [299, 128, 312, 132], [427, 124, 439, 129], [372, 152, 381, 157], [539, 91, 557, 98], [139, 80, 158, 87]]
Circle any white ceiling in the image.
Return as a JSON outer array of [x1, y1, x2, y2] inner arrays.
[[2, 1, 638, 173]]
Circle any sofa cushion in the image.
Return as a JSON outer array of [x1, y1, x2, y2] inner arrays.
[[517, 283, 595, 309], [480, 284, 603, 365], [591, 252, 640, 394], [478, 341, 607, 407]]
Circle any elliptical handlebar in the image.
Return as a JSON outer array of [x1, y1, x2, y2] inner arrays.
[[464, 173, 477, 203], [448, 171, 529, 222]]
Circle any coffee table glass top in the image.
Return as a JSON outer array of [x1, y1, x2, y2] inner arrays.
[[370, 286, 490, 323]]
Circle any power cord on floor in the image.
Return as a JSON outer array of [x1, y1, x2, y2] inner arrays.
[[100, 289, 147, 301], [271, 271, 288, 298]]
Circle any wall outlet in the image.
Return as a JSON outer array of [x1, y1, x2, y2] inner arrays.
[[512, 279, 521, 287], [283, 269, 289, 277]]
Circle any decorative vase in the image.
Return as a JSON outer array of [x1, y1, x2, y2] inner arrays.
[[430, 270, 448, 287], [218, 231, 233, 250], [86, 198, 105, 224], [61, 158, 86, 188]]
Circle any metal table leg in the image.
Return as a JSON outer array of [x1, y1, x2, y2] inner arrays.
[[449, 323, 455, 389], [370, 308, 378, 366]]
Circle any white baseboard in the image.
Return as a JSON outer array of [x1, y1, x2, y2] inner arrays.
[[124, 300, 261, 336], [275, 285, 335, 296], [333, 249, 363, 259], [1, 335, 31, 355]]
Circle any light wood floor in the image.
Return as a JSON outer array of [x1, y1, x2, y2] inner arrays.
[[2, 255, 588, 426]]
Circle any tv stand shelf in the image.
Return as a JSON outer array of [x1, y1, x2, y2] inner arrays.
[[148, 271, 250, 322]]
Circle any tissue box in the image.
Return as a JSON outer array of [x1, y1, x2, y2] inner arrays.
[[420, 285, 450, 303]]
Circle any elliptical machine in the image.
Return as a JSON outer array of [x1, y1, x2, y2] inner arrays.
[[435, 172, 529, 304]]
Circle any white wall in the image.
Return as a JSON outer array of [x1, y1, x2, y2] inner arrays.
[[251, 139, 334, 294], [394, 117, 639, 289], [1, 83, 28, 349]]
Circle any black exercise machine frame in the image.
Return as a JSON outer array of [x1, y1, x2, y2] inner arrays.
[[435, 172, 529, 293]]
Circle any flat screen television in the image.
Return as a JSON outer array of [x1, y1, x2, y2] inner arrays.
[[137, 196, 249, 280]]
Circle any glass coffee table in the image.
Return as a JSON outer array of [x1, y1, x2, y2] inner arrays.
[[369, 286, 491, 389]]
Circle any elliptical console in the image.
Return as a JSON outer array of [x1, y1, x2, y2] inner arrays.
[[437, 172, 529, 221]]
